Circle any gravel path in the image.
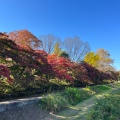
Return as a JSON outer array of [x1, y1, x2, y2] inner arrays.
[[0, 102, 55, 120]]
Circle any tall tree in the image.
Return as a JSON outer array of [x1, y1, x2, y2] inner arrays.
[[40, 34, 60, 54], [63, 36, 90, 62], [8, 30, 41, 50], [96, 49, 114, 71], [53, 42, 62, 55], [84, 52, 100, 67]]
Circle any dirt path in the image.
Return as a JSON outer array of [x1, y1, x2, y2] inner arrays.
[[51, 84, 120, 120], [0, 102, 56, 120]]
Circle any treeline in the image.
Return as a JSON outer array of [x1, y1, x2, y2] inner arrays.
[[0, 30, 119, 99]]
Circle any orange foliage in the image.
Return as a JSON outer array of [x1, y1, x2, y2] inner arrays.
[[8, 30, 41, 50]]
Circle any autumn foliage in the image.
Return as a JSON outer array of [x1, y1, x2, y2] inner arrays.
[[0, 30, 119, 90], [47, 54, 74, 81], [0, 65, 12, 83], [8, 30, 41, 50]]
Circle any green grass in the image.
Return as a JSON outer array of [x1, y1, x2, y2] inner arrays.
[[39, 93, 69, 113], [39, 87, 95, 113], [46, 83, 120, 120], [113, 82, 120, 87], [64, 87, 95, 105], [87, 94, 120, 120], [88, 85, 111, 93], [39, 82, 119, 115]]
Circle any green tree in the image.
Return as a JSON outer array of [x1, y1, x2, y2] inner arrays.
[[59, 51, 69, 58]]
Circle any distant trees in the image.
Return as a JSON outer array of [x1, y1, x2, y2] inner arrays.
[[40, 34, 60, 54], [40, 34, 90, 62], [96, 49, 114, 72], [52, 42, 69, 58], [8, 30, 41, 50], [63, 36, 90, 62], [84, 49, 115, 72]]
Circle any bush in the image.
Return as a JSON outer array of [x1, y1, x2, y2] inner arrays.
[[87, 94, 120, 120], [64, 87, 81, 105], [64, 87, 94, 105], [39, 93, 68, 113], [39, 87, 95, 113]]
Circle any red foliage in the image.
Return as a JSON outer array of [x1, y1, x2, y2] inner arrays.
[[0, 34, 118, 86], [0, 65, 13, 83], [80, 62, 101, 84], [72, 63, 90, 82], [47, 54, 74, 81], [0, 37, 53, 81], [80, 62, 118, 84]]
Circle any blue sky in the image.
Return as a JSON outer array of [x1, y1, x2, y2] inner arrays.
[[0, 0, 120, 70]]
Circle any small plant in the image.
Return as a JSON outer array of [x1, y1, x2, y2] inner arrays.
[[39, 93, 68, 113], [64, 87, 81, 105]]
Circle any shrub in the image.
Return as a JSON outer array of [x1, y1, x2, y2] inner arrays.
[[39, 93, 68, 113], [87, 94, 120, 120], [39, 87, 95, 113], [64, 87, 94, 105], [64, 87, 81, 105]]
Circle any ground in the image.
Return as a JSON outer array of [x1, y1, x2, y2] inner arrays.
[[0, 82, 120, 120]]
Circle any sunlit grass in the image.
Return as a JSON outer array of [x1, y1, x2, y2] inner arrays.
[[113, 82, 120, 87], [49, 83, 120, 120], [87, 85, 111, 93], [87, 94, 120, 120]]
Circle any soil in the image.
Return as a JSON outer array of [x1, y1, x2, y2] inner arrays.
[[0, 102, 55, 120]]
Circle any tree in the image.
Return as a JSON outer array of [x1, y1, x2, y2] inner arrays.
[[0, 36, 53, 86], [59, 51, 69, 58], [53, 42, 62, 55], [40, 34, 60, 54], [63, 36, 90, 62], [8, 30, 41, 50], [96, 49, 114, 72], [84, 52, 100, 67], [47, 54, 74, 81], [53, 42, 70, 58]]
